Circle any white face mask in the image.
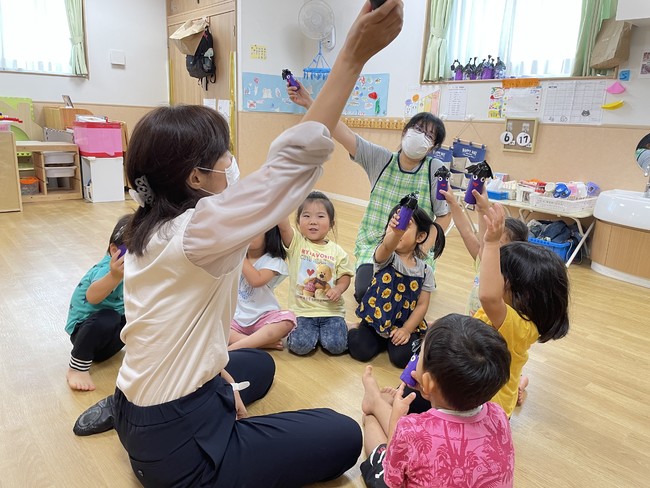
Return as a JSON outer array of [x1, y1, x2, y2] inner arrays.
[[198, 156, 241, 194], [224, 156, 240, 186], [401, 129, 432, 160]]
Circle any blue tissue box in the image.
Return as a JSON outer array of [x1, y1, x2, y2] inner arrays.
[[487, 190, 510, 200]]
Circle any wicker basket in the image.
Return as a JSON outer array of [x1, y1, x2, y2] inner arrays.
[[528, 194, 597, 214]]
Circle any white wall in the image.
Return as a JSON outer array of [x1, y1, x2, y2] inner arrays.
[[238, 0, 428, 115], [238, 0, 650, 126], [0, 0, 169, 106]]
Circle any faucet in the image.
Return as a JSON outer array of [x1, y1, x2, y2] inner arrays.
[[645, 172, 650, 198]]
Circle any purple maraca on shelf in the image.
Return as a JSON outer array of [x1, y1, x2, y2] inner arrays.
[[396, 192, 419, 231], [464, 160, 494, 204], [434, 165, 451, 200]]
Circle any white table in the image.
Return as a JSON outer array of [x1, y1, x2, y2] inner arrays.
[[448, 191, 595, 267]]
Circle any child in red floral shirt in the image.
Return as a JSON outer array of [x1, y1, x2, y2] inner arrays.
[[360, 313, 514, 488]]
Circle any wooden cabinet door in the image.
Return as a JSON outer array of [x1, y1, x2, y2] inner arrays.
[[0, 132, 22, 212], [168, 9, 235, 106]]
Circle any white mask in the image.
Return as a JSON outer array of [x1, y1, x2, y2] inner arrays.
[[224, 156, 240, 186], [198, 156, 241, 193], [401, 129, 432, 161]]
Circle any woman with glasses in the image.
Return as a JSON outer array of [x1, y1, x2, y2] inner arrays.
[[288, 87, 451, 302]]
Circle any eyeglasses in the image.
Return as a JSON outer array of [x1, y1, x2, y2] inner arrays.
[[412, 125, 435, 145]]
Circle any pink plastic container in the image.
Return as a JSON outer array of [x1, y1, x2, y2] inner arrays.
[[73, 122, 123, 157]]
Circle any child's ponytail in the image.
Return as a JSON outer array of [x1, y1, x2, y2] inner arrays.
[[264, 226, 287, 260]]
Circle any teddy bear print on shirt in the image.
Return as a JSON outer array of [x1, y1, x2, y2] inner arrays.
[[298, 263, 333, 300]]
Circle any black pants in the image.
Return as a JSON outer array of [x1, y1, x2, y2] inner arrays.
[[70, 309, 126, 364], [348, 321, 419, 369], [114, 349, 362, 488], [354, 263, 374, 304]]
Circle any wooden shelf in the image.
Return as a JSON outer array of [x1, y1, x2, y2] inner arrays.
[[16, 141, 82, 203]]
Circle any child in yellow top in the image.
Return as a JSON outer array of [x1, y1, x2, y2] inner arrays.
[[476, 204, 569, 417], [280, 191, 354, 355]]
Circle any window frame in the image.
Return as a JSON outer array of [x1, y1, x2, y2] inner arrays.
[[420, 0, 615, 84], [0, 0, 89, 78]]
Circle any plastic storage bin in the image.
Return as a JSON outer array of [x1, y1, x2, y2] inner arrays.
[[529, 237, 572, 262], [81, 156, 125, 202], [20, 177, 40, 195], [43, 151, 75, 165], [45, 166, 76, 178], [73, 122, 123, 157]]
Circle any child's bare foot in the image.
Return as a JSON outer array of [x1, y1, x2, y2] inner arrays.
[[380, 386, 399, 405], [517, 375, 529, 406], [264, 340, 284, 351], [67, 368, 96, 391], [361, 365, 383, 415]]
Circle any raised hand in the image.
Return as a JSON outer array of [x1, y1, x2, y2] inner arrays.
[[341, 0, 404, 67], [287, 84, 313, 109], [483, 203, 506, 244]]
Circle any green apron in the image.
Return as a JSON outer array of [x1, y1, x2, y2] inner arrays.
[[354, 152, 435, 268]]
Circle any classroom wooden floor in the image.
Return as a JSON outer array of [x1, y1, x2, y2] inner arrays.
[[1, 198, 648, 488]]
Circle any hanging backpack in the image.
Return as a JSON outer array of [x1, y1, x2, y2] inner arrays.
[[186, 27, 216, 90]]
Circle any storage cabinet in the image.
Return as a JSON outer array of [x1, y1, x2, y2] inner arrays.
[[0, 132, 22, 213], [81, 156, 125, 203], [592, 220, 650, 279], [16, 141, 83, 202]]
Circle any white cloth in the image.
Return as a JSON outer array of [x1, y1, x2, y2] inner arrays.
[[233, 254, 288, 327], [116, 121, 333, 406]]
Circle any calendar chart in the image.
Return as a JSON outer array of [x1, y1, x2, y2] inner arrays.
[[542, 80, 606, 125]]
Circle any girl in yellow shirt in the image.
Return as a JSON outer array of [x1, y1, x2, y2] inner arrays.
[[476, 204, 570, 417]]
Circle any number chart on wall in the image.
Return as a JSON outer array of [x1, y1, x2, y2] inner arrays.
[[500, 117, 538, 153]]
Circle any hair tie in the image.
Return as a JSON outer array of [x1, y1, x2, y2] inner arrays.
[[129, 175, 155, 208]]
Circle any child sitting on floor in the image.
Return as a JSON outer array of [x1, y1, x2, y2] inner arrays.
[[476, 204, 569, 417], [349, 204, 444, 368], [280, 191, 354, 356], [65, 214, 130, 391], [360, 313, 513, 488], [228, 225, 296, 350], [441, 187, 530, 405]]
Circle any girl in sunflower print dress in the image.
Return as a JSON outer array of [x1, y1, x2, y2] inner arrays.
[[348, 204, 445, 368]]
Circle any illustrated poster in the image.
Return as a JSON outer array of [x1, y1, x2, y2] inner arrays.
[[242, 72, 390, 116]]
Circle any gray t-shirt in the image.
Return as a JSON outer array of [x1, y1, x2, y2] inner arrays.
[[353, 135, 449, 217], [374, 252, 435, 292]]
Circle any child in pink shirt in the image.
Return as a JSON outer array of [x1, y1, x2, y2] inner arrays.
[[360, 313, 514, 488]]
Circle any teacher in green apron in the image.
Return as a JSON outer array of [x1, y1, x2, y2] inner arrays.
[[288, 87, 451, 302]]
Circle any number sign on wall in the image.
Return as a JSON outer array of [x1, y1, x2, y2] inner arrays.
[[500, 117, 538, 153]]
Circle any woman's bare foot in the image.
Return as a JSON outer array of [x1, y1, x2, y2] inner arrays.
[[380, 386, 399, 405], [517, 375, 529, 406], [361, 365, 384, 415], [67, 368, 96, 391]]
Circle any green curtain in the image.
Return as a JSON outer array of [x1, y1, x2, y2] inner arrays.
[[65, 0, 88, 76], [422, 0, 454, 81], [572, 0, 618, 76]]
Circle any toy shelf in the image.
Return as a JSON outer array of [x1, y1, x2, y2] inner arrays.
[[16, 142, 83, 202]]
